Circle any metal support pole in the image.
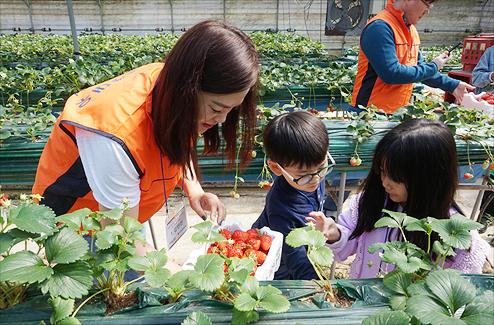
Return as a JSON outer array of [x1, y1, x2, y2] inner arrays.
[[223, 0, 226, 22], [148, 218, 158, 250], [276, 0, 280, 32], [66, 0, 80, 60], [330, 172, 347, 280], [168, 0, 175, 33], [23, 0, 35, 33], [97, 0, 105, 35]]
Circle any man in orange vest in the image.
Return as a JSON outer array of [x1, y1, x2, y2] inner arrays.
[[350, 0, 474, 113]]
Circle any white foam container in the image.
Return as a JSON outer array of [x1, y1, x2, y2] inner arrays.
[[461, 92, 494, 119], [183, 221, 283, 281]]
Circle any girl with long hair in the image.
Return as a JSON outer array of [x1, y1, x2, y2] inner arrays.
[[308, 118, 489, 278]]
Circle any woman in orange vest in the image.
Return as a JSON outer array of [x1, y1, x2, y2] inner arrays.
[[350, 0, 475, 114], [33, 20, 259, 273]]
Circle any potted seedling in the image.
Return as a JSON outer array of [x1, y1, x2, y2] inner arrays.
[[285, 223, 354, 307]]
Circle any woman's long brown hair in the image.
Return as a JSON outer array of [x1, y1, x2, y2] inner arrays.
[[152, 20, 259, 180]]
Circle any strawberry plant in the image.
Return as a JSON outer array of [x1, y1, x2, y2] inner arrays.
[[362, 209, 494, 325], [0, 194, 93, 311], [285, 223, 336, 297]]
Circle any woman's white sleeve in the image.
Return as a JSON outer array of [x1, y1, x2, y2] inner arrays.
[[75, 128, 141, 209]]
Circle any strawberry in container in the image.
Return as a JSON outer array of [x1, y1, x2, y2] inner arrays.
[[184, 221, 283, 280], [461, 92, 494, 119]]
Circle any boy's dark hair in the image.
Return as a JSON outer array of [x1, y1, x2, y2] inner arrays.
[[263, 110, 329, 168], [351, 118, 459, 258]]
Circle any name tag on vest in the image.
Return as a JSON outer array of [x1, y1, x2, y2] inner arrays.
[[166, 204, 188, 250]]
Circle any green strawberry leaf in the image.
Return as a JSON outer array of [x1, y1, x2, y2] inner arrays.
[[231, 308, 259, 325], [256, 286, 290, 313], [426, 269, 476, 315], [234, 292, 258, 311], [181, 311, 211, 325], [240, 275, 259, 296], [362, 310, 410, 325], [143, 267, 170, 288], [104, 223, 125, 237], [189, 253, 225, 291], [430, 215, 477, 250], [0, 250, 53, 283], [48, 296, 75, 325], [383, 270, 412, 295], [389, 293, 408, 311], [309, 245, 334, 267], [95, 229, 117, 250], [56, 208, 93, 230], [39, 260, 93, 299], [44, 227, 89, 264], [127, 256, 153, 272], [407, 294, 464, 325], [124, 216, 143, 234], [375, 210, 418, 229], [167, 270, 192, 290], [99, 207, 123, 221], [285, 227, 326, 248], [460, 290, 494, 324], [405, 218, 434, 234], [9, 204, 56, 234], [0, 232, 14, 254], [191, 221, 225, 244]]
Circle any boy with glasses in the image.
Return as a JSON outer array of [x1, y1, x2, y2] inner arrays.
[[251, 110, 335, 280]]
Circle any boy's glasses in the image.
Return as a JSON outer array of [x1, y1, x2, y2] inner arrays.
[[277, 153, 336, 186]]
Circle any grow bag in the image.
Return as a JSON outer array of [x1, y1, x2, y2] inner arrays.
[[1, 275, 492, 325]]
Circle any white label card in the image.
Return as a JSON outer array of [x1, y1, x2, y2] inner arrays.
[[166, 205, 188, 250]]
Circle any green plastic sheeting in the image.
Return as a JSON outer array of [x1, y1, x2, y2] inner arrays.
[[1, 121, 493, 185], [1, 276, 492, 325]]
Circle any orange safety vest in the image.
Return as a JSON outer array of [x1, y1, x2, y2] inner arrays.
[[351, 0, 420, 113], [33, 63, 183, 224]]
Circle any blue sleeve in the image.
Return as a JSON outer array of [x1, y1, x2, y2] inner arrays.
[[472, 46, 494, 90], [418, 50, 460, 93], [360, 20, 443, 85]]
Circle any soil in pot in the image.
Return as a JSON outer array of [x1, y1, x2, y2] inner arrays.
[[299, 286, 355, 308], [103, 291, 139, 315]]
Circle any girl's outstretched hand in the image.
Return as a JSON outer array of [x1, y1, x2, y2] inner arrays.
[[305, 211, 341, 243]]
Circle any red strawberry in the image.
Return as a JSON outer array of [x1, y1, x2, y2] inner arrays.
[[259, 234, 272, 251], [310, 109, 318, 114], [464, 173, 474, 180], [247, 229, 259, 239], [246, 238, 261, 251], [223, 262, 228, 273], [219, 229, 232, 240], [234, 240, 247, 252], [244, 249, 257, 259], [207, 246, 216, 254], [250, 265, 258, 276], [232, 230, 249, 243], [255, 251, 267, 265], [216, 241, 228, 250], [490, 162, 494, 170], [227, 246, 243, 258]]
